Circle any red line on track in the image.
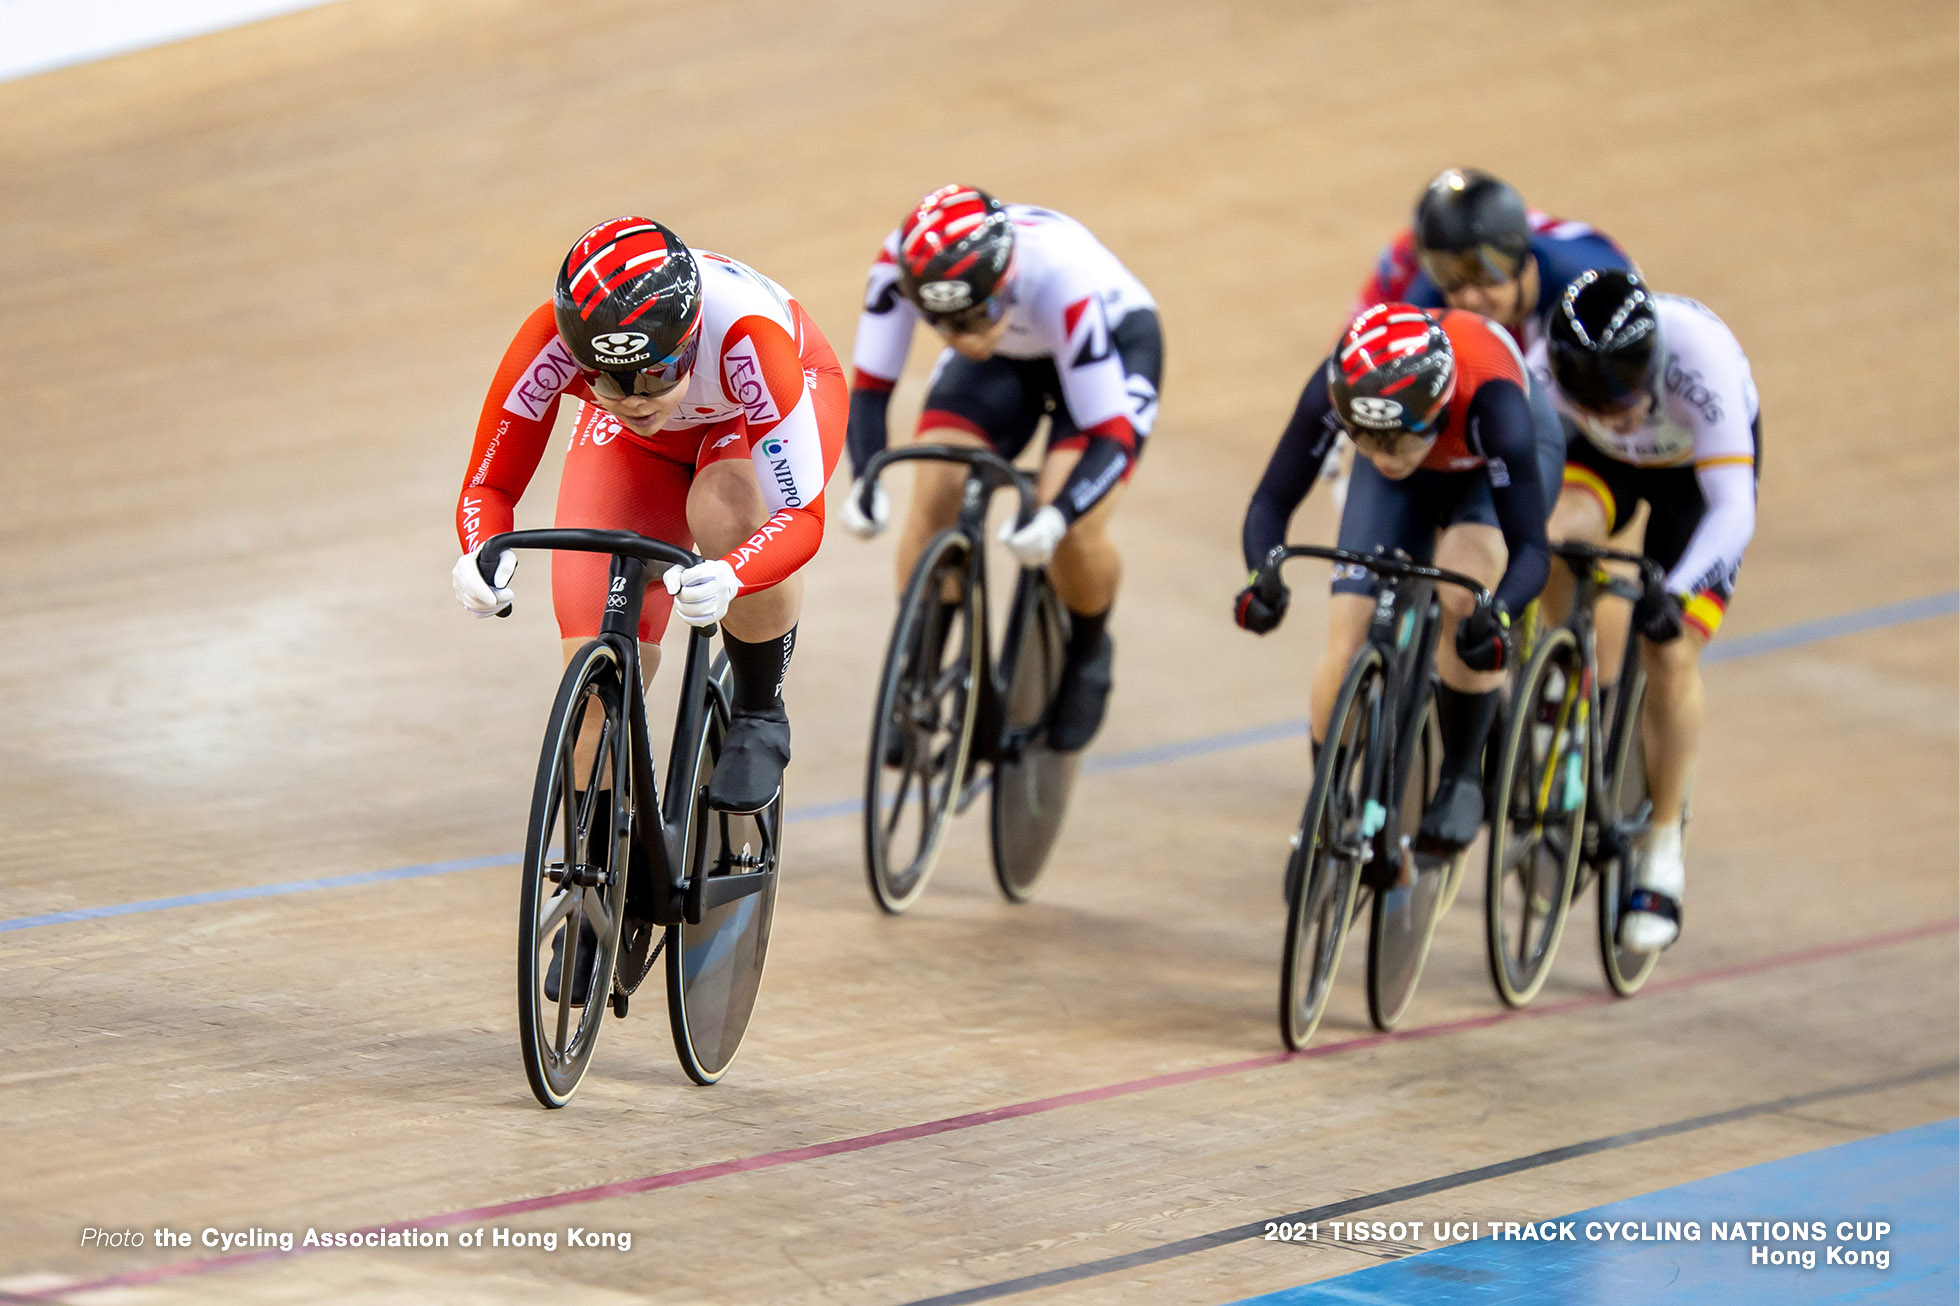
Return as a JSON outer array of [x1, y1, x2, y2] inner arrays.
[[32, 917, 1957, 1300]]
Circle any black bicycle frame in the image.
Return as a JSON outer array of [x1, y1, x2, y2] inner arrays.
[[479, 527, 723, 927], [1256, 544, 1493, 865], [1550, 541, 1665, 865], [857, 444, 1044, 761]]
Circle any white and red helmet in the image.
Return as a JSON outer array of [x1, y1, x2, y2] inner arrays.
[[1326, 303, 1457, 442], [893, 185, 1017, 327]]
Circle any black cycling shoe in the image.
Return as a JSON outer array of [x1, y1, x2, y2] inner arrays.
[[1415, 772, 1485, 854], [1047, 631, 1114, 753], [544, 917, 599, 1006], [708, 706, 792, 813]]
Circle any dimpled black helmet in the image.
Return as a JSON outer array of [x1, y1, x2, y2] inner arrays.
[[893, 184, 1016, 325], [553, 217, 703, 387], [1547, 269, 1663, 413], [1413, 168, 1532, 287]]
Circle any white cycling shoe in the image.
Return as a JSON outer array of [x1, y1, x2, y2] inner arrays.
[[1621, 819, 1684, 952]]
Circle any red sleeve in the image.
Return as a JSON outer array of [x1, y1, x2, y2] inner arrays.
[[454, 303, 584, 553], [719, 309, 848, 593], [1353, 228, 1421, 316]]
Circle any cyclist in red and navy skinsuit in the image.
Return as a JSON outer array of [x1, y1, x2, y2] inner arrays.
[[451, 217, 845, 816], [1237, 304, 1551, 853]]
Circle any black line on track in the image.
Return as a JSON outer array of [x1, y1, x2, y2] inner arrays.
[[891, 1062, 1955, 1306]]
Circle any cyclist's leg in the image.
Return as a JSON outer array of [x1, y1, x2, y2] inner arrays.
[[1557, 440, 1642, 683], [1417, 476, 1508, 851], [895, 348, 1044, 593], [1035, 447, 1125, 750], [1315, 456, 1428, 750], [1034, 310, 1161, 751], [1623, 447, 1748, 949], [684, 360, 847, 812]]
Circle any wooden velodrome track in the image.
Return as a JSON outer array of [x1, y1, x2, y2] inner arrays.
[[2, 1, 1955, 1301]]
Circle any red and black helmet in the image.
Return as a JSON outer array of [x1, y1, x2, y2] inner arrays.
[[893, 185, 1016, 329], [1325, 303, 1457, 444], [553, 217, 703, 395]]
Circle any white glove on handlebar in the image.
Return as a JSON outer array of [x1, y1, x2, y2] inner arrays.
[[662, 558, 741, 627], [841, 479, 890, 540], [998, 504, 1068, 569], [452, 546, 515, 618]]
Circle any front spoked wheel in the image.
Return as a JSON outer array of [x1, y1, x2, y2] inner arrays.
[[989, 576, 1081, 901], [1485, 628, 1588, 1007], [667, 655, 782, 1084], [1279, 647, 1383, 1050], [1365, 682, 1445, 1032], [518, 639, 629, 1109], [865, 530, 980, 913], [1598, 676, 1662, 996]]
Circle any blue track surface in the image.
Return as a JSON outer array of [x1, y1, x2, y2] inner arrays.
[[1232, 1118, 1959, 1305]]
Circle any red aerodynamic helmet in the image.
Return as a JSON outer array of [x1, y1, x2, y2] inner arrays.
[[1326, 303, 1457, 445], [893, 184, 1017, 330]]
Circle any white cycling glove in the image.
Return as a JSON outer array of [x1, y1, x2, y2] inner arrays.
[[452, 545, 515, 618], [662, 558, 741, 627], [841, 479, 891, 540], [998, 504, 1068, 569]]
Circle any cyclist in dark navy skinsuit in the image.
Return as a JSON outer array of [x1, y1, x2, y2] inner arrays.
[[1236, 304, 1551, 854]]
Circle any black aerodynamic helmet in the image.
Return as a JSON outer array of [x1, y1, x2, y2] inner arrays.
[[553, 216, 704, 399], [1546, 269, 1663, 414], [1413, 168, 1532, 290], [893, 184, 1017, 330]]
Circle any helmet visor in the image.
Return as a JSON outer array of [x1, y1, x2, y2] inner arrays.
[[1417, 244, 1526, 293], [1349, 427, 1437, 458], [1548, 340, 1655, 414], [923, 293, 1009, 335], [582, 324, 700, 400]]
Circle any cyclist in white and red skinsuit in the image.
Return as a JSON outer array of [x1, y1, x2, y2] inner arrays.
[[452, 217, 845, 816], [841, 186, 1163, 752]]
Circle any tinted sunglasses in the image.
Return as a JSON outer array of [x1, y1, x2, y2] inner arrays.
[[1417, 244, 1526, 294]]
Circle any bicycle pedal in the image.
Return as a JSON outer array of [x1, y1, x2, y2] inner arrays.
[[608, 992, 628, 1019]]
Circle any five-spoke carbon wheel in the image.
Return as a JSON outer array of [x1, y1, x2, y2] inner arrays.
[[1279, 647, 1382, 1050], [865, 530, 980, 913], [1485, 627, 1588, 1007], [518, 639, 629, 1109]]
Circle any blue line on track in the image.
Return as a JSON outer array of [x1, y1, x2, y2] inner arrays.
[[4, 588, 1952, 936]]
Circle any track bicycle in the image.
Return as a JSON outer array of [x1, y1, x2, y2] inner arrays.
[[1483, 540, 1672, 1004], [1255, 545, 1492, 1049], [476, 528, 783, 1105], [852, 445, 1081, 913]]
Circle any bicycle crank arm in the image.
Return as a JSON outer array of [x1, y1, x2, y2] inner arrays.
[[699, 867, 776, 911]]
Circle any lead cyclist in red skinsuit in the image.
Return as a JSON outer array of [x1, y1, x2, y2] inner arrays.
[[450, 216, 845, 818]]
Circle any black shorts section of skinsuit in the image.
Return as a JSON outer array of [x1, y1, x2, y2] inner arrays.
[[919, 309, 1163, 462]]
